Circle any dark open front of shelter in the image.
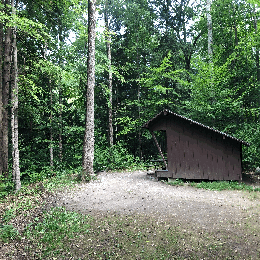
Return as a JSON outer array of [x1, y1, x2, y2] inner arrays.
[[143, 109, 250, 181]]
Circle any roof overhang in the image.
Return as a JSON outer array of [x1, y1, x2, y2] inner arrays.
[[143, 109, 250, 146]]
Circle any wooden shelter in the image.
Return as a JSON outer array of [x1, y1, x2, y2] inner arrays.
[[143, 109, 250, 181]]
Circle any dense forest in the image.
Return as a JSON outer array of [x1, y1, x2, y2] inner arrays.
[[1, 0, 260, 192]]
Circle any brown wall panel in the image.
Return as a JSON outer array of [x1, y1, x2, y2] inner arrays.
[[150, 113, 242, 180]]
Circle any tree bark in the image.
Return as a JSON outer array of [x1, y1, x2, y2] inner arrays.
[[59, 89, 63, 163], [253, 6, 260, 83], [0, 1, 4, 177], [206, 0, 213, 58], [11, 0, 21, 191], [104, 1, 113, 147], [82, 0, 96, 179], [49, 80, 53, 169], [2, 0, 12, 177]]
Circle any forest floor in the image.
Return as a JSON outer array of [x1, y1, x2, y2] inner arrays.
[[1, 170, 260, 259]]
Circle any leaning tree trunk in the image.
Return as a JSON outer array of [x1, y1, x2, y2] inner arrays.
[[82, 0, 96, 179], [2, 0, 12, 178], [11, 0, 21, 191]]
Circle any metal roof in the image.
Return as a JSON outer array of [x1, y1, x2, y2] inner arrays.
[[143, 109, 250, 146]]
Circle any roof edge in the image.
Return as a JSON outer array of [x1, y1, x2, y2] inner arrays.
[[143, 109, 250, 146]]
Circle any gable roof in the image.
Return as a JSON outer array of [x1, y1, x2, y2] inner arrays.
[[143, 109, 250, 146]]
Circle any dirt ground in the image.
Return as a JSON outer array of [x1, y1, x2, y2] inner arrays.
[[54, 171, 260, 256], [57, 171, 260, 221], [1, 170, 260, 259], [54, 171, 260, 259]]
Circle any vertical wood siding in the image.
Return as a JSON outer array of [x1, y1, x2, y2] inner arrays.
[[149, 114, 242, 181]]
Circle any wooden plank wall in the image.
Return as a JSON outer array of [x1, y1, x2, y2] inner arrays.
[[152, 115, 242, 180]]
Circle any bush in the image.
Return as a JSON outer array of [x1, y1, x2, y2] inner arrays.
[[235, 122, 260, 170], [94, 141, 142, 171], [0, 175, 14, 199]]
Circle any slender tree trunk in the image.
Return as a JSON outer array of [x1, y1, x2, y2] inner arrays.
[[59, 89, 63, 163], [82, 0, 96, 179], [2, 0, 12, 178], [135, 15, 142, 159], [206, 0, 213, 58], [253, 6, 260, 83], [57, 31, 63, 164], [0, 1, 4, 177], [11, 0, 21, 191], [49, 80, 53, 169], [104, 2, 113, 147]]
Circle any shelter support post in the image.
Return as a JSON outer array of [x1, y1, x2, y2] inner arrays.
[[150, 130, 168, 169]]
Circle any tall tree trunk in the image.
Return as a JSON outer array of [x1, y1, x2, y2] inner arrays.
[[82, 0, 96, 179], [11, 0, 21, 191], [0, 1, 4, 177], [49, 80, 53, 169], [59, 90, 63, 163], [135, 15, 142, 159], [253, 6, 260, 83], [2, 0, 12, 178], [57, 31, 63, 164], [104, 1, 113, 147], [206, 0, 213, 58]]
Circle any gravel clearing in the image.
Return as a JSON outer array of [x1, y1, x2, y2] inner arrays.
[[54, 170, 260, 258], [56, 170, 260, 231], [1, 170, 259, 259]]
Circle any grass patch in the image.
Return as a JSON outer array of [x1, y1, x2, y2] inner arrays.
[[22, 209, 181, 259], [18, 210, 260, 259], [24, 207, 92, 258], [166, 179, 260, 192], [166, 178, 185, 186], [193, 180, 260, 191], [0, 224, 19, 243]]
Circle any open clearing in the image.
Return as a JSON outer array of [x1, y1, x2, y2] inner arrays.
[[55, 170, 260, 259], [1, 170, 260, 259]]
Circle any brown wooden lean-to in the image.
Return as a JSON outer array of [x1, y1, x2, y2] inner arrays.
[[143, 109, 250, 181]]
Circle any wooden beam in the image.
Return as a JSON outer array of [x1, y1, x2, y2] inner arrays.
[[150, 130, 168, 169]]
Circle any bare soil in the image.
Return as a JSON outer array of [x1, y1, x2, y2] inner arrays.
[[54, 170, 260, 258], [57, 171, 260, 220]]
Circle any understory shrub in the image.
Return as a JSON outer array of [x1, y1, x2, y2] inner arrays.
[[94, 141, 142, 171], [235, 122, 260, 170], [0, 224, 19, 243]]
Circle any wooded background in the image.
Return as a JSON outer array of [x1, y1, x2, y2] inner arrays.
[[1, 0, 260, 191]]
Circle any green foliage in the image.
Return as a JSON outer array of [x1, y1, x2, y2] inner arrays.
[[0, 224, 19, 243], [3, 0, 260, 191], [43, 167, 82, 191], [0, 175, 14, 199], [20, 166, 54, 184], [2, 208, 16, 223], [94, 140, 143, 171], [235, 122, 260, 169], [25, 207, 91, 257], [166, 179, 260, 192], [193, 181, 255, 191], [140, 52, 188, 116], [167, 179, 185, 186], [0, 5, 49, 41]]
